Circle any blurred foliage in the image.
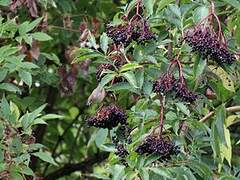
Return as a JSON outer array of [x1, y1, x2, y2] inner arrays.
[[0, 0, 240, 179]]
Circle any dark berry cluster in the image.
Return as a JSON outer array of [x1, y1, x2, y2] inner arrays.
[[115, 144, 129, 158], [106, 18, 155, 47], [135, 135, 179, 161], [173, 78, 198, 103], [153, 73, 175, 94], [87, 105, 126, 129], [184, 27, 236, 65], [153, 73, 198, 102]]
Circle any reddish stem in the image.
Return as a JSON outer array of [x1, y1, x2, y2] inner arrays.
[[159, 95, 165, 137]]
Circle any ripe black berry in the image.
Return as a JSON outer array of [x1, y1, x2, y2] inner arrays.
[[87, 105, 126, 129], [184, 27, 236, 65], [115, 144, 129, 158], [153, 73, 175, 94], [135, 135, 179, 161], [173, 78, 198, 103]]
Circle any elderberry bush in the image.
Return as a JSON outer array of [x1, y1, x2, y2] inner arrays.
[[184, 27, 236, 65], [87, 105, 126, 129]]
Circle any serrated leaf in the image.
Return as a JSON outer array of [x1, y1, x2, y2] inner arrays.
[[33, 152, 57, 166], [32, 32, 52, 41]]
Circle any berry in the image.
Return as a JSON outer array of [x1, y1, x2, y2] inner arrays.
[[153, 73, 175, 94], [184, 27, 236, 65], [106, 24, 132, 46], [115, 144, 129, 158], [106, 18, 155, 47], [173, 78, 198, 103], [87, 105, 126, 129], [135, 135, 179, 161]]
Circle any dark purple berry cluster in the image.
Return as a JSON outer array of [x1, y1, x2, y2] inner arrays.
[[184, 27, 236, 65], [87, 105, 126, 129], [173, 79, 198, 103], [115, 144, 129, 158], [106, 18, 155, 47], [153, 73, 198, 102], [135, 135, 179, 161], [153, 73, 175, 94]]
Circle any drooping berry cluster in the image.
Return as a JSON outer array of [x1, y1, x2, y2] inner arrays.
[[184, 27, 236, 65], [135, 135, 179, 161], [153, 73, 175, 94], [173, 78, 198, 103], [107, 19, 155, 47], [153, 60, 198, 103], [87, 105, 126, 129]]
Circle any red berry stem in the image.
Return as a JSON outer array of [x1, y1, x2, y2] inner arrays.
[[159, 94, 165, 138]]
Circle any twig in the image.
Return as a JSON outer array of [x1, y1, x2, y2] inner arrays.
[[200, 106, 240, 123]]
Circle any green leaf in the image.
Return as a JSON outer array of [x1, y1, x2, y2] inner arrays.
[[99, 73, 116, 88], [73, 48, 104, 63], [222, 0, 240, 11], [148, 167, 173, 179], [21, 166, 34, 176], [0, 68, 8, 82], [100, 32, 109, 54], [95, 129, 108, 148], [119, 63, 143, 73], [176, 102, 190, 116], [19, 70, 32, 87], [157, 0, 175, 11], [220, 126, 232, 166], [41, 114, 64, 120], [0, 0, 10, 6], [188, 160, 212, 178], [18, 17, 43, 35], [143, 0, 154, 16], [32, 32, 52, 41], [1, 96, 11, 121], [32, 152, 57, 166], [0, 83, 21, 93], [122, 71, 139, 89], [193, 6, 209, 23], [215, 105, 227, 145], [88, 32, 97, 49], [193, 57, 206, 80]]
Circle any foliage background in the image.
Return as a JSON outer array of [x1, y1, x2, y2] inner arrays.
[[0, 0, 240, 179]]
